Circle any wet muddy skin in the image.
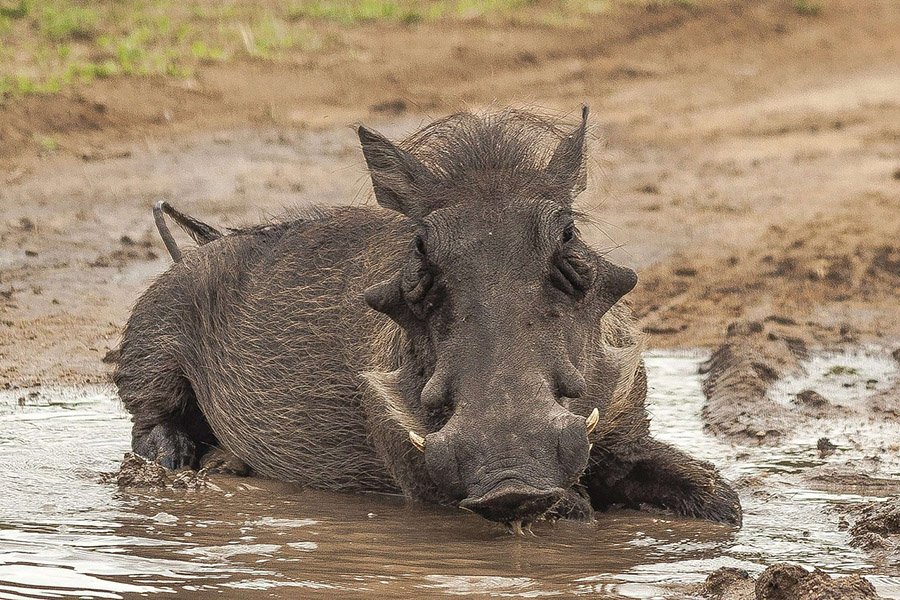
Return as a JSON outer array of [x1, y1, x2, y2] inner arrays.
[[1, 351, 897, 599]]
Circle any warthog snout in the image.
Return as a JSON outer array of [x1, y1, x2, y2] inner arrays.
[[418, 399, 594, 524], [459, 485, 565, 523]]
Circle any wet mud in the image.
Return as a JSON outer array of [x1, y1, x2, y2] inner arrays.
[[698, 324, 900, 583], [700, 319, 810, 441], [846, 497, 900, 565], [696, 563, 883, 600], [104, 452, 210, 489]]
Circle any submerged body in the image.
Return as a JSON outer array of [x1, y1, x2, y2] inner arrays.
[[115, 110, 741, 527]]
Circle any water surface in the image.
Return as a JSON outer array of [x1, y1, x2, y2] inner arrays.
[[1, 351, 897, 599]]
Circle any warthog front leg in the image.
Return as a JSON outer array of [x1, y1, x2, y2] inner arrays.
[[584, 437, 742, 525]]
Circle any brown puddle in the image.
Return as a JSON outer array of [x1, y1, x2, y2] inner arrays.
[[0, 351, 897, 599]]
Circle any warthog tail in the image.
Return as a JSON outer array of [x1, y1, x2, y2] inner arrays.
[[153, 201, 223, 262]]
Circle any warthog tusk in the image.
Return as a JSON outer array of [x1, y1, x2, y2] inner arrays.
[[408, 430, 426, 452], [508, 520, 525, 536], [585, 407, 600, 435]]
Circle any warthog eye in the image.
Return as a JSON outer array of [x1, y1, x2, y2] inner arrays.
[[414, 234, 427, 256], [550, 247, 595, 299], [402, 238, 440, 317], [404, 269, 433, 305], [561, 223, 576, 244]]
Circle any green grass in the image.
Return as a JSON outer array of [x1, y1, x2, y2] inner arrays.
[[34, 134, 58, 153], [825, 365, 859, 377], [244, 13, 319, 57], [0, 0, 28, 20], [285, 0, 543, 25], [0, 1, 341, 98], [792, 0, 822, 16], [39, 4, 99, 41], [0, 0, 709, 100], [287, 0, 405, 25], [190, 40, 228, 62]]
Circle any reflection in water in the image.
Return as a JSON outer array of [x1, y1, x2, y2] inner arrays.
[[0, 351, 897, 599]]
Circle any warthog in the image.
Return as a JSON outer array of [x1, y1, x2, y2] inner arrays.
[[114, 108, 741, 530]]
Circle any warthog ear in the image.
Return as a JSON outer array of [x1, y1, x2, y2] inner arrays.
[[547, 105, 589, 201], [358, 126, 434, 219]]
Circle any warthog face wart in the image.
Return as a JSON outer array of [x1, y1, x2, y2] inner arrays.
[[359, 108, 637, 525]]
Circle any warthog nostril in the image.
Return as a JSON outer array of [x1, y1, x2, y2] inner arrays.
[[458, 485, 565, 523], [408, 430, 426, 452], [585, 407, 599, 435]]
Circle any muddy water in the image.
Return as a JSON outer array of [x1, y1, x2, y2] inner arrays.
[[1, 351, 897, 599]]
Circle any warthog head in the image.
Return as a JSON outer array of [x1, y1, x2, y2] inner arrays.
[[360, 108, 637, 525]]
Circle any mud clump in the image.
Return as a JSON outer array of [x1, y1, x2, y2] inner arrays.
[[868, 245, 900, 282], [754, 564, 808, 600], [88, 235, 159, 268], [369, 98, 408, 115], [804, 459, 900, 496], [794, 389, 829, 409], [756, 564, 879, 600], [104, 452, 208, 489], [848, 497, 900, 562], [815, 437, 836, 457], [700, 567, 752, 598], [697, 564, 883, 599], [868, 379, 900, 418]]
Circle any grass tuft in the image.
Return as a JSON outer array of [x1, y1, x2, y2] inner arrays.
[[39, 4, 99, 41], [792, 0, 822, 16], [34, 134, 58, 153], [190, 40, 228, 62], [0, 0, 29, 20], [286, 0, 539, 25], [287, 0, 401, 25], [825, 365, 858, 377]]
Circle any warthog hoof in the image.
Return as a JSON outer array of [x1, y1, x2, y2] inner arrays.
[[134, 422, 197, 470]]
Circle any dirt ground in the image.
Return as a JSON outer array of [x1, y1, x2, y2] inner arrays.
[[1, 0, 898, 388]]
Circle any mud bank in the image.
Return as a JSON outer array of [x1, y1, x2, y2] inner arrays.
[[700, 319, 809, 441], [696, 322, 900, 590], [3, 2, 900, 389], [700, 319, 900, 444]]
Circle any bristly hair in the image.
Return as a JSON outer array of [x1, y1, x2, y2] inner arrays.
[[397, 109, 582, 195], [225, 206, 331, 238]]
